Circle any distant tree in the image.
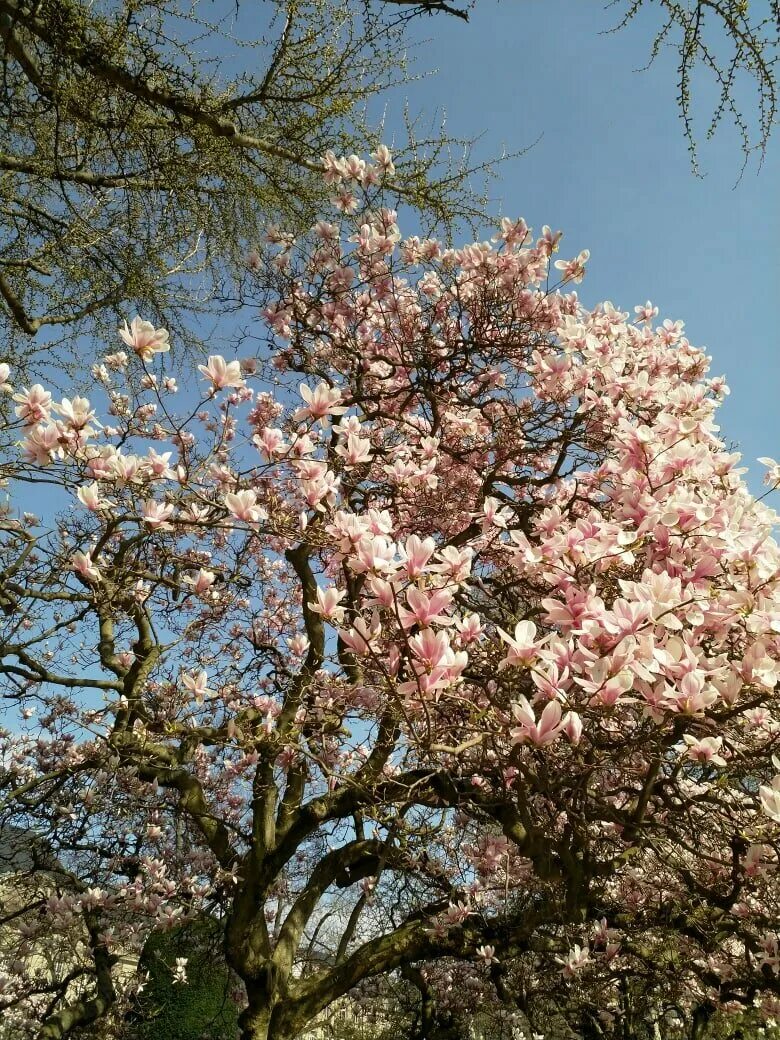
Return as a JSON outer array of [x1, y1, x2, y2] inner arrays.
[[0, 0, 488, 361], [1, 1, 775, 366], [605, 0, 778, 173], [385, 0, 778, 169]]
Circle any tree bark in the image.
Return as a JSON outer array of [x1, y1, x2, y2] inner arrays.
[[238, 993, 273, 1040]]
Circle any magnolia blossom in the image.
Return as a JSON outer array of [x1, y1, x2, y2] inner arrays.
[[509, 696, 583, 748], [76, 483, 105, 512], [682, 734, 727, 766], [635, 300, 659, 323], [370, 144, 395, 176], [141, 499, 175, 530], [287, 634, 310, 657], [510, 696, 561, 747], [476, 945, 499, 966], [397, 586, 455, 629], [760, 777, 780, 824], [119, 317, 170, 361], [478, 495, 513, 531], [399, 535, 436, 580], [295, 381, 348, 424], [198, 355, 245, 390], [759, 457, 780, 487], [224, 489, 268, 523], [181, 670, 214, 705], [339, 613, 382, 656], [334, 433, 372, 467], [56, 396, 95, 430], [72, 551, 101, 583], [13, 384, 52, 425], [562, 944, 590, 978], [497, 620, 539, 669], [182, 569, 216, 596], [0, 363, 11, 391], [310, 586, 346, 623], [456, 613, 483, 644], [554, 249, 590, 283]]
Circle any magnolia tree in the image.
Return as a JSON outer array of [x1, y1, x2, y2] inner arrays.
[[1, 151, 780, 1040]]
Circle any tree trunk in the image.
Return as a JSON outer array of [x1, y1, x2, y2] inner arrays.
[[239, 990, 306, 1040], [238, 993, 274, 1040], [690, 1005, 713, 1040]]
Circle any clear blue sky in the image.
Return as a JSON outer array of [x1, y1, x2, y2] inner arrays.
[[375, 0, 778, 495]]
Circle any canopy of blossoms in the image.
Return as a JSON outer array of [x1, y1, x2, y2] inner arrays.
[[1, 148, 779, 1040]]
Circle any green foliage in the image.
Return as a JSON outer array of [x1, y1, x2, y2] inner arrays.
[[130, 918, 239, 1040], [0, 0, 490, 367], [608, 0, 778, 174]]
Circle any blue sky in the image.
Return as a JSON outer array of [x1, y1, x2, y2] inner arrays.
[[374, 0, 778, 495]]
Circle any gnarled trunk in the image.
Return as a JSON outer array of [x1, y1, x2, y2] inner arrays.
[[238, 991, 274, 1040]]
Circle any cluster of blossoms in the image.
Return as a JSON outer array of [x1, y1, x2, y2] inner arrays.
[[1, 148, 780, 1040]]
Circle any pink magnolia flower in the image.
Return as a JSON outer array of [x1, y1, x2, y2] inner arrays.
[[574, 660, 634, 707], [682, 734, 727, 766], [758, 457, 780, 487], [554, 249, 590, 284], [456, 613, 483, 644], [334, 433, 372, 467], [309, 586, 347, 623], [72, 551, 101, 583], [254, 427, 287, 460], [634, 300, 658, 324], [477, 495, 513, 531], [441, 901, 472, 928], [224, 489, 268, 523], [561, 710, 583, 744], [408, 628, 453, 670], [539, 223, 562, 254], [145, 449, 175, 479], [181, 669, 214, 705], [496, 620, 539, 669], [760, 777, 780, 824], [339, 613, 382, 656], [182, 569, 216, 596], [476, 945, 499, 966], [287, 634, 310, 657], [104, 351, 128, 370], [22, 423, 61, 465], [510, 696, 565, 747], [56, 396, 95, 429], [348, 535, 396, 575], [119, 317, 170, 362], [295, 382, 348, 425], [13, 384, 52, 425], [370, 144, 395, 177], [592, 918, 620, 947], [433, 545, 474, 582], [141, 499, 175, 530], [322, 149, 348, 185], [562, 943, 590, 978], [397, 586, 454, 628], [77, 483, 105, 512], [399, 535, 436, 580], [0, 363, 12, 391], [198, 355, 245, 390], [662, 670, 719, 714]]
